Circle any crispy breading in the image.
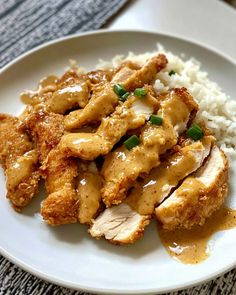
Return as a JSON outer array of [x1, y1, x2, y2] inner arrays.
[[0, 114, 40, 210], [59, 92, 158, 160], [46, 70, 91, 114], [21, 70, 91, 114], [64, 54, 167, 130], [121, 54, 168, 90], [90, 137, 213, 244], [155, 145, 229, 230], [26, 110, 64, 163], [101, 88, 198, 207], [40, 148, 79, 225]]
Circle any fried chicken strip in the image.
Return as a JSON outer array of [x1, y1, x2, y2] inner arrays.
[[40, 148, 79, 225], [101, 88, 198, 207], [89, 136, 213, 244], [26, 110, 64, 163], [21, 70, 91, 114], [46, 70, 91, 114], [0, 114, 40, 210], [155, 145, 229, 230], [121, 54, 168, 90], [64, 54, 167, 130], [59, 91, 158, 160], [41, 153, 102, 226]]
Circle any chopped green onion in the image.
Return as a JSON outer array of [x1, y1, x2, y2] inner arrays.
[[124, 135, 140, 150], [186, 124, 204, 141], [120, 92, 130, 102], [149, 115, 163, 125], [134, 87, 148, 97], [113, 84, 127, 97], [169, 70, 176, 76]]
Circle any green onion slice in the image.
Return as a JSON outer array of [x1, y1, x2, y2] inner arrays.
[[113, 84, 127, 97], [124, 135, 140, 150], [186, 124, 204, 141], [120, 92, 130, 102], [169, 70, 176, 76], [134, 87, 148, 97], [149, 115, 163, 125]]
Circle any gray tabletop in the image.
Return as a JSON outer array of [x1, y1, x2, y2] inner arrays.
[[1, 0, 236, 294]]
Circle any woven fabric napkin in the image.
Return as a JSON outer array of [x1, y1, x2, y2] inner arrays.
[[1, 0, 236, 294], [0, 0, 127, 68]]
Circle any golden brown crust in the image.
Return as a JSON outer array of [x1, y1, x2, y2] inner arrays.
[[8, 171, 40, 211], [156, 147, 229, 230], [122, 54, 168, 90], [0, 114, 40, 210], [172, 87, 199, 114], [179, 149, 229, 229], [0, 114, 33, 169], [40, 184, 79, 225], [40, 148, 79, 225], [26, 110, 64, 163], [101, 88, 198, 207]]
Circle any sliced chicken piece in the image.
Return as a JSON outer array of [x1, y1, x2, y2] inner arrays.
[[21, 70, 90, 114], [45, 70, 91, 114], [64, 54, 167, 130], [59, 91, 158, 160], [101, 88, 198, 207], [0, 114, 40, 210], [89, 203, 150, 244], [77, 161, 102, 224], [90, 136, 213, 244], [126, 136, 214, 214], [121, 54, 168, 90], [155, 145, 229, 230], [26, 110, 64, 163], [40, 148, 79, 225]]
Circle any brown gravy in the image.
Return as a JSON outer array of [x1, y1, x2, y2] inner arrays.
[[158, 206, 236, 264]]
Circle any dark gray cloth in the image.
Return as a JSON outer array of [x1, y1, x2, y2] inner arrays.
[[0, 1, 236, 294], [0, 0, 127, 68], [1, 254, 236, 295]]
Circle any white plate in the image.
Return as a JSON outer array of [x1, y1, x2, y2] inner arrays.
[[0, 30, 236, 295]]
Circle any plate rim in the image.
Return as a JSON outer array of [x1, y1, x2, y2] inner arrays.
[[0, 28, 236, 295]]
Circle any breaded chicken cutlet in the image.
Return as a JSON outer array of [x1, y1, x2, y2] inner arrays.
[[0, 114, 40, 210], [0, 52, 230, 249]]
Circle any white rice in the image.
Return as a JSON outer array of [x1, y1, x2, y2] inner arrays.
[[96, 44, 236, 158]]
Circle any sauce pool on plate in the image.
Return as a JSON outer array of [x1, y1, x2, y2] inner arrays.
[[158, 206, 236, 264]]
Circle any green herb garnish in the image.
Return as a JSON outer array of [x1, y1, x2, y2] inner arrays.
[[113, 84, 127, 97], [120, 92, 130, 102], [149, 115, 163, 125], [169, 70, 176, 76], [134, 87, 148, 97], [124, 135, 140, 150], [186, 124, 204, 141]]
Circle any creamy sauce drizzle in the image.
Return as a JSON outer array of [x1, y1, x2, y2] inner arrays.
[[20, 75, 57, 105], [158, 206, 236, 264]]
